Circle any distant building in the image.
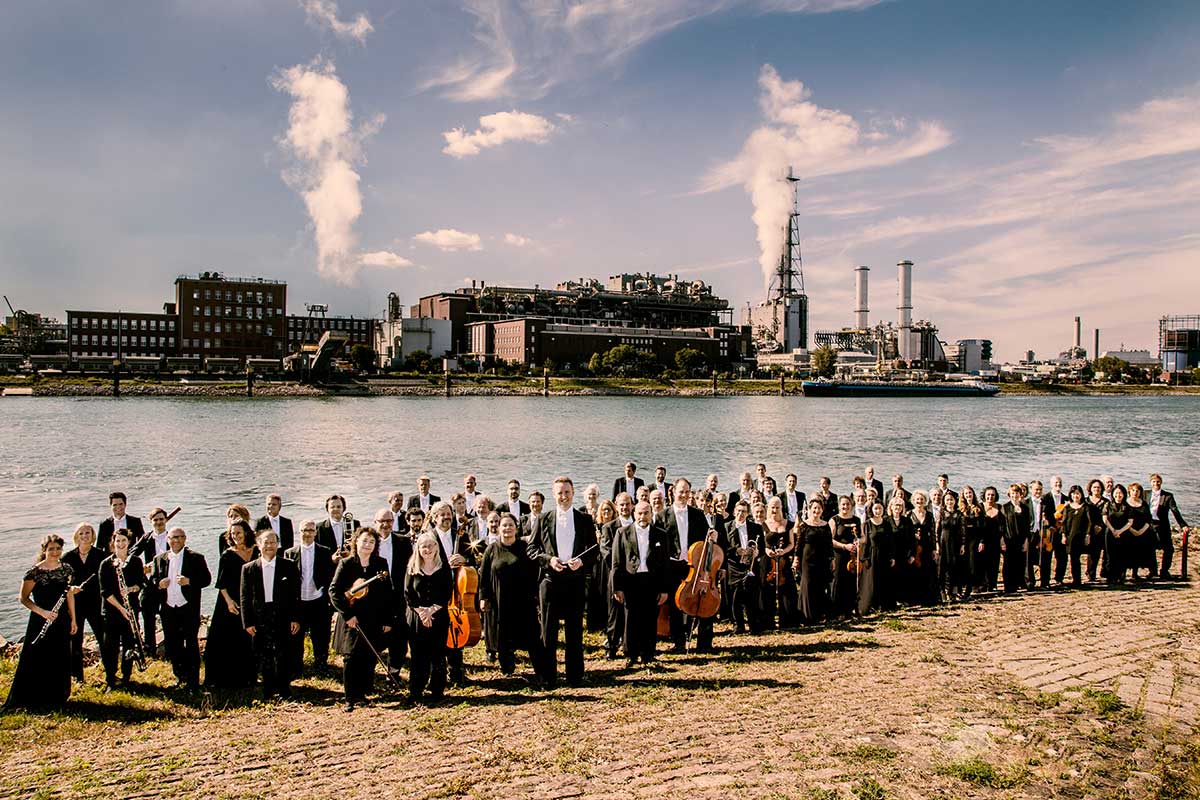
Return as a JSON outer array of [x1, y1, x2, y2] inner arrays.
[[67, 309, 177, 360], [1159, 315, 1200, 374], [174, 273, 287, 364], [375, 316, 453, 369], [946, 339, 993, 374], [1100, 349, 1158, 368], [286, 314, 373, 350]]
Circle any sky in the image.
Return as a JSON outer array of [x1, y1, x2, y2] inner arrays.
[[2, 0, 1199, 362]]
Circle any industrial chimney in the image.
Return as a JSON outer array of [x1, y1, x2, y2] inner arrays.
[[897, 260, 913, 361], [1074, 316, 1082, 350], [1094, 329, 1100, 361], [854, 266, 870, 330]]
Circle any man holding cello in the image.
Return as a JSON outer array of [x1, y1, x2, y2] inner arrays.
[[659, 478, 728, 654]]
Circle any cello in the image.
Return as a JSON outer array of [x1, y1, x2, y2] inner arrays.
[[446, 565, 482, 649], [674, 532, 724, 619]]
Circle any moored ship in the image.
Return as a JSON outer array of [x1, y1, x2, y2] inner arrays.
[[801, 378, 1000, 398]]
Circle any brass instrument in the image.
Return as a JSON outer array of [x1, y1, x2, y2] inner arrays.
[[340, 512, 355, 556], [113, 554, 147, 671]]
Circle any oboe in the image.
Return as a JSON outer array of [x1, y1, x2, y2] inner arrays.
[[113, 555, 147, 671]]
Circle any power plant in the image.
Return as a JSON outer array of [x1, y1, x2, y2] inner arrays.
[[743, 169, 809, 355]]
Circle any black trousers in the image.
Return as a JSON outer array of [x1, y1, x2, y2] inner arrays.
[[409, 620, 448, 701], [141, 589, 162, 654], [1157, 522, 1175, 577], [1025, 535, 1042, 587], [1069, 535, 1089, 585], [1086, 532, 1104, 581], [619, 574, 658, 662], [384, 612, 409, 672], [70, 596, 104, 680], [728, 564, 762, 632], [343, 626, 382, 702], [606, 583, 625, 655], [1040, 536, 1068, 585], [538, 577, 585, 685], [1001, 541, 1026, 593], [160, 604, 201, 687], [294, 597, 332, 673], [253, 605, 291, 697], [100, 610, 136, 686], [669, 600, 715, 650]]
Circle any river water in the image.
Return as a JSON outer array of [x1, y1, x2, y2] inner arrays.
[[1, 395, 1196, 637]]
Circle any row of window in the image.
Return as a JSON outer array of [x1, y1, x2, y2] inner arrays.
[[192, 321, 272, 335], [193, 305, 280, 319], [72, 317, 174, 331], [70, 350, 168, 358], [190, 288, 279, 305], [71, 335, 175, 347], [288, 318, 369, 331], [180, 336, 279, 350]]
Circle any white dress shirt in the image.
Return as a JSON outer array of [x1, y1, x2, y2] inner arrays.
[[625, 478, 637, 497], [166, 549, 186, 608], [735, 523, 749, 550], [618, 516, 633, 529], [437, 527, 455, 561], [378, 534, 393, 572], [465, 492, 478, 514], [785, 492, 798, 521], [267, 514, 281, 536], [1151, 490, 1162, 516], [260, 556, 276, 603], [418, 494, 431, 512], [328, 517, 345, 548], [392, 509, 404, 531], [634, 524, 651, 572], [673, 505, 689, 555], [113, 515, 128, 531], [152, 531, 170, 557], [299, 542, 321, 601], [554, 506, 576, 560]]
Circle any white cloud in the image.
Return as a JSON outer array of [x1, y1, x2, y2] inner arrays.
[[442, 111, 558, 158], [359, 250, 414, 268], [271, 57, 384, 285], [300, 0, 373, 43], [421, 0, 882, 101], [503, 233, 532, 246], [702, 64, 952, 290], [413, 228, 483, 251]]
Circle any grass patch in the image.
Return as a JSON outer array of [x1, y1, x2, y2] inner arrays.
[[1032, 690, 1063, 709], [881, 619, 908, 632], [850, 777, 888, 800], [851, 744, 899, 761], [918, 651, 948, 665], [1081, 688, 1127, 719], [937, 756, 1027, 789], [1153, 738, 1200, 800], [808, 789, 840, 800]]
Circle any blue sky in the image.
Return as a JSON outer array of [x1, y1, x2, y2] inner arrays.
[[3, 0, 1199, 361]]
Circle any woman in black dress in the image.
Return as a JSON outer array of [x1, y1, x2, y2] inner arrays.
[[1062, 485, 1092, 587], [830, 496, 863, 618], [479, 513, 541, 677], [97, 528, 147, 690], [331, 527, 393, 711], [795, 499, 833, 624], [204, 520, 257, 689], [2, 535, 77, 712], [761, 497, 798, 628], [1085, 479, 1107, 583], [62, 522, 105, 683], [1126, 482, 1155, 582], [938, 491, 966, 602], [858, 502, 892, 615], [1102, 484, 1131, 585], [405, 531, 452, 704], [959, 486, 983, 599], [909, 491, 939, 605], [1000, 484, 1030, 594], [981, 487, 1004, 592], [885, 495, 915, 604]]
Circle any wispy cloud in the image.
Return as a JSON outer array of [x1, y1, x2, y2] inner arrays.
[[271, 57, 384, 285], [300, 0, 373, 43], [359, 250, 414, 268], [442, 110, 558, 158], [702, 64, 951, 290], [421, 0, 883, 101], [503, 232, 532, 246], [413, 228, 484, 251]]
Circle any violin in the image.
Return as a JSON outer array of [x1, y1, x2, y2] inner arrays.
[[674, 533, 724, 619], [1044, 503, 1067, 552], [845, 542, 866, 574], [446, 565, 482, 649], [345, 570, 388, 604]]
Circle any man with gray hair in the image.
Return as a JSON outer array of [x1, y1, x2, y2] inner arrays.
[[255, 493, 294, 550], [283, 519, 334, 674]]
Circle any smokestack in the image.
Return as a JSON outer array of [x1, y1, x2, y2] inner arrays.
[[854, 266, 870, 329], [1094, 329, 1100, 360], [1074, 316, 1081, 349], [897, 260, 913, 361]]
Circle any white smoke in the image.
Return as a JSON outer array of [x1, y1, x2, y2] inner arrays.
[[272, 57, 384, 285], [704, 65, 953, 290], [300, 0, 373, 43]]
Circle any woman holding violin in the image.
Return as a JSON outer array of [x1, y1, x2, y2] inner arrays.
[[405, 531, 452, 704], [330, 527, 393, 712], [829, 496, 862, 619], [796, 498, 833, 625], [910, 491, 939, 604], [761, 497, 797, 629]]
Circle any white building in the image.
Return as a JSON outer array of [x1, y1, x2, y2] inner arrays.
[[375, 317, 452, 369]]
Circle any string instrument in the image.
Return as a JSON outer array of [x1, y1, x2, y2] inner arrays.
[[845, 541, 866, 574], [913, 541, 924, 568], [344, 570, 388, 604], [1045, 503, 1067, 552], [656, 600, 672, 638], [446, 566, 482, 649], [674, 535, 724, 619]]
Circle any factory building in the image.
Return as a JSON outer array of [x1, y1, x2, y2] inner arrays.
[[1159, 315, 1200, 374]]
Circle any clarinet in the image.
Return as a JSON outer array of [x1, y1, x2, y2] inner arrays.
[[113, 555, 148, 671], [30, 573, 94, 645]]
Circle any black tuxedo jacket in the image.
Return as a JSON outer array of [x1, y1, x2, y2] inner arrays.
[[315, 517, 360, 554], [282, 542, 336, 597], [521, 511, 546, 543], [610, 523, 671, 593], [98, 515, 145, 553], [496, 499, 531, 519], [150, 548, 212, 621], [378, 534, 414, 610], [432, 527, 478, 568], [254, 515, 295, 550], [726, 519, 765, 554], [778, 489, 807, 520], [240, 557, 301, 630], [657, 505, 727, 560], [612, 476, 645, 500], [530, 508, 598, 585], [869, 479, 886, 502], [885, 488, 913, 512], [1151, 490, 1187, 528], [406, 494, 441, 511]]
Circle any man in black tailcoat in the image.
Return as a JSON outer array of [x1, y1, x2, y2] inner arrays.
[[282, 519, 335, 674], [611, 500, 670, 666], [151, 528, 211, 691], [612, 462, 645, 501], [255, 493, 295, 550], [241, 529, 301, 699], [658, 477, 727, 654], [98, 491, 145, 553]]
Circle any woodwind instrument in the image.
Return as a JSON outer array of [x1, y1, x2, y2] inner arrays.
[[113, 555, 147, 671], [31, 573, 94, 645]]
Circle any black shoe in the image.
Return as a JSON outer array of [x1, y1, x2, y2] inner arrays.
[[606, 649, 620, 660], [669, 645, 686, 654], [624, 658, 638, 669], [486, 652, 497, 663], [343, 702, 355, 712]]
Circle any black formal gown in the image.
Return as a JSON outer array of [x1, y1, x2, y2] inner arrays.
[[937, 511, 967, 598], [981, 509, 1004, 591], [830, 516, 862, 617], [478, 538, 541, 675], [405, 566, 452, 702], [1061, 504, 1092, 585], [203, 548, 256, 688], [796, 522, 832, 624], [960, 511, 983, 598], [1086, 499, 1107, 580], [858, 519, 892, 614], [909, 510, 939, 604], [1104, 501, 1130, 583], [1127, 501, 1155, 575], [3, 564, 74, 712], [62, 546, 104, 681], [761, 525, 798, 627], [331, 556, 394, 703], [885, 514, 916, 604]]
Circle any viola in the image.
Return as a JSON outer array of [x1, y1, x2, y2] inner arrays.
[[674, 535, 724, 619], [345, 570, 388, 604], [656, 601, 672, 639], [446, 565, 482, 649]]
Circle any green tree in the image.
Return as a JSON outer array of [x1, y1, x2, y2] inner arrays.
[[349, 344, 375, 372], [1192, 367, 1200, 386], [601, 345, 659, 377], [1092, 355, 1130, 382], [674, 347, 708, 375], [403, 349, 433, 373], [811, 345, 838, 378], [588, 352, 605, 375]]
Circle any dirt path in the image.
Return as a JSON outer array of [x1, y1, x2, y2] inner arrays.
[[3, 576, 1197, 800]]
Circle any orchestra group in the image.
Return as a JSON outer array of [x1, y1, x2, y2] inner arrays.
[[1, 463, 1189, 714]]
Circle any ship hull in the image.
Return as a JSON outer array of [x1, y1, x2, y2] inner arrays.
[[801, 381, 1000, 398]]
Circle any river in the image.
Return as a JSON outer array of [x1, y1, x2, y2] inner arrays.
[[0, 395, 1196, 637]]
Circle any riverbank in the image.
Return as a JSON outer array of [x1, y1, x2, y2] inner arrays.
[[3, 375, 1198, 398]]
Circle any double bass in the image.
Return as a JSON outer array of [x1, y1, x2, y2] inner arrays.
[[674, 533, 724, 619], [446, 565, 482, 649]]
